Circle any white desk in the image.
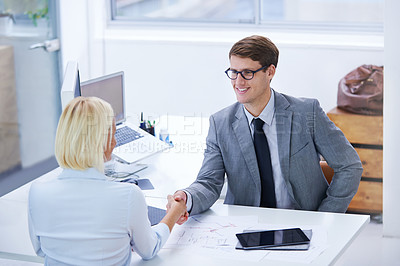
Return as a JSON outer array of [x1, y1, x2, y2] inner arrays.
[[136, 198, 370, 266], [0, 115, 370, 265]]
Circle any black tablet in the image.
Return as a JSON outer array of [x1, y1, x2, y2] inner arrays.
[[236, 228, 310, 250]]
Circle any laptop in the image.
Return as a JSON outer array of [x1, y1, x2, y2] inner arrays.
[[80, 71, 170, 163]]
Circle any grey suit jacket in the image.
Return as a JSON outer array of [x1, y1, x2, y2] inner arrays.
[[185, 90, 362, 214]]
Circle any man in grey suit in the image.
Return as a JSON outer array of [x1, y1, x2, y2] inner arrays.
[[168, 35, 362, 224]]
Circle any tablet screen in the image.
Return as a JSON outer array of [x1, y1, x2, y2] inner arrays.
[[236, 228, 310, 249]]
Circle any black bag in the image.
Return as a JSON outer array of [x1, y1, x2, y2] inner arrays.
[[337, 65, 383, 115]]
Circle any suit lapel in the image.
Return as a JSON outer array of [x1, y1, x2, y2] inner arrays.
[[274, 91, 293, 192], [232, 106, 261, 191]]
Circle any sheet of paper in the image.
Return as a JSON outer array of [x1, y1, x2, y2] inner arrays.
[[165, 216, 328, 264], [164, 215, 268, 262]]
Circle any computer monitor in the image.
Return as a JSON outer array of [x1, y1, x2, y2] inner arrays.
[[80, 72, 125, 123], [60, 61, 81, 110]]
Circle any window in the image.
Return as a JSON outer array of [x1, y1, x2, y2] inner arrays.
[[0, 0, 49, 36], [110, 0, 384, 32]]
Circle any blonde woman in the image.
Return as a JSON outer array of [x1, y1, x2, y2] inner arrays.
[[28, 97, 186, 265]]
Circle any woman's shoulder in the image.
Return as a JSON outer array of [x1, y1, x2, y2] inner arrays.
[[108, 181, 145, 201]]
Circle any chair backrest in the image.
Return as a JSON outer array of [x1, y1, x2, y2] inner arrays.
[[320, 161, 334, 184]]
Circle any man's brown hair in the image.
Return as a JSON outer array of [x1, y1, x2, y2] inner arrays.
[[229, 35, 279, 69]]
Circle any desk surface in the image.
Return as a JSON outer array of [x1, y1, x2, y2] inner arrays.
[[0, 115, 370, 265], [138, 199, 369, 266], [0, 156, 369, 265]]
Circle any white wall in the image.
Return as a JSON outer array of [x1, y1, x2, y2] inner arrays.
[[103, 33, 383, 119], [383, 0, 400, 238], [58, 0, 90, 80], [59, 0, 107, 82], [59, 1, 383, 117]]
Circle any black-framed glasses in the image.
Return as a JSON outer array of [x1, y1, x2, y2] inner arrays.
[[225, 65, 268, 80]]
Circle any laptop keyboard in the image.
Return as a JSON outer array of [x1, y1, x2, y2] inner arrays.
[[148, 206, 166, 226], [115, 126, 143, 147]]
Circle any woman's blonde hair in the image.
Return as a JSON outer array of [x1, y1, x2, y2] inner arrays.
[[55, 97, 114, 172]]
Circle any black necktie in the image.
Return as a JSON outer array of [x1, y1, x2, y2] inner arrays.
[[253, 118, 276, 208]]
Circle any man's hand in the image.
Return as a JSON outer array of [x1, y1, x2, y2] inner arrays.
[[166, 190, 189, 225]]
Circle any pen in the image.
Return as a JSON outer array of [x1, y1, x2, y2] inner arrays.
[[140, 112, 146, 129], [147, 120, 152, 128]]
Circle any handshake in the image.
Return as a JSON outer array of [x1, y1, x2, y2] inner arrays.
[[165, 190, 189, 226]]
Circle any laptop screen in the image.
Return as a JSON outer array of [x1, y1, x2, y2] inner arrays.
[[80, 72, 125, 124]]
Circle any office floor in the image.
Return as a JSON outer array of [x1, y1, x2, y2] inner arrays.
[[0, 157, 57, 198], [335, 219, 400, 266]]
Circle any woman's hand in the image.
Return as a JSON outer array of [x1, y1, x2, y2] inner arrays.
[[167, 194, 187, 218], [161, 194, 188, 231]]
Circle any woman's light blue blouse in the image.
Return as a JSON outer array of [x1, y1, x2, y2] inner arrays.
[[28, 168, 169, 265]]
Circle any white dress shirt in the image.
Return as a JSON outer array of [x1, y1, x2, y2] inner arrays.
[[28, 168, 169, 265], [243, 90, 294, 209]]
